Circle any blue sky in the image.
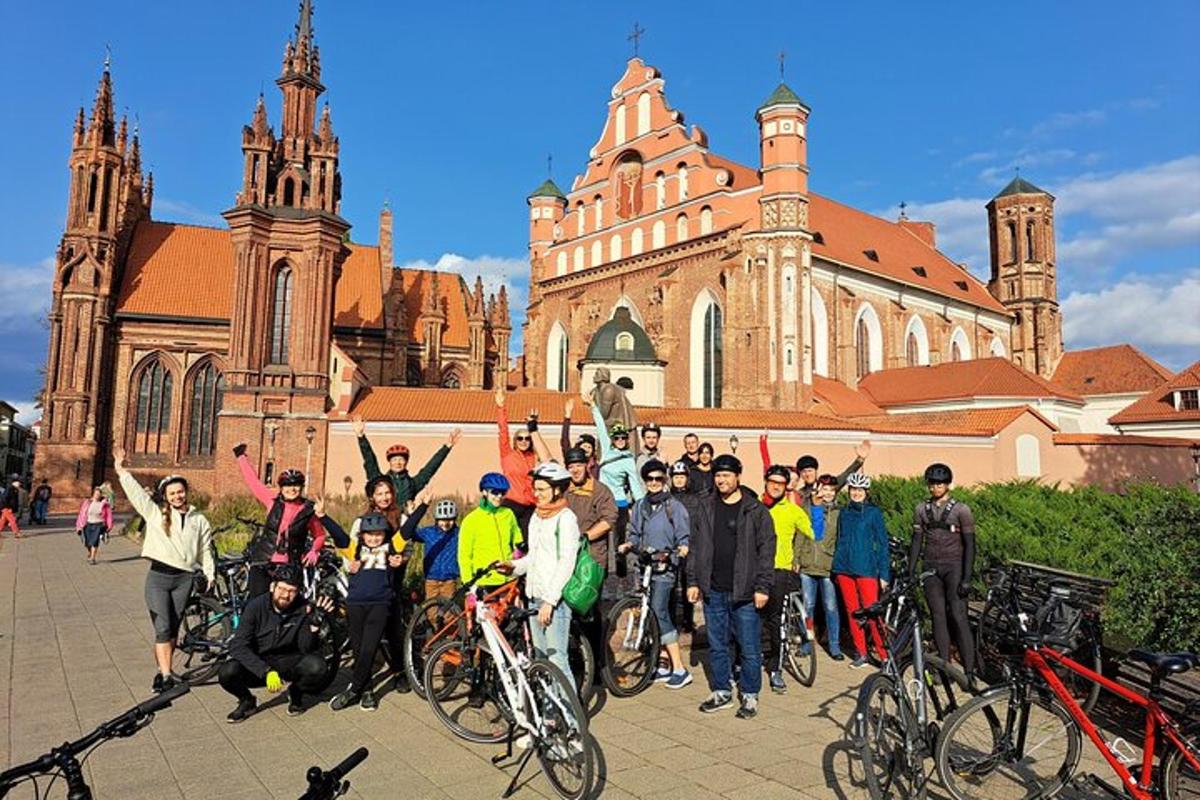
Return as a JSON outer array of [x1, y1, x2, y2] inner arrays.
[[3, 1, 1198, 422]]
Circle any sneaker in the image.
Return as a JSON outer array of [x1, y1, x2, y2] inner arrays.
[[665, 670, 693, 690], [653, 667, 673, 683], [360, 689, 379, 712], [769, 672, 787, 694], [287, 697, 306, 717], [393, 674, 412, 695], [830, 650, 845, 662], [226, 697, 257, 724], [850, 656, 870, 669], [160, 674, 177, 693], [152, 673, 165, 694], [329, 687, 360, 712], [736, 694, 759, 719], [699, 691, 734, 713]]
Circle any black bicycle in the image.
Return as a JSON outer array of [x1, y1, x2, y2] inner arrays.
[[0, 683, 189, 799], [298, 747, 369, 800]]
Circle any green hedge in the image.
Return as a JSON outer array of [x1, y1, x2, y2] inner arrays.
[[868, 477, 1200, 653]]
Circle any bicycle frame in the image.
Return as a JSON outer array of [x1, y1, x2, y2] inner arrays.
[[617, 560, 656, 652], [778, 590, 811, 659], [473, 599, 544, 738], [1023, 645, 1200, 799]]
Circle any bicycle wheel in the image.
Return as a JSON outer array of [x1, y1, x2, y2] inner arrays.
[[175, 595, 232, 684], [568, 627, 596, 706], [855, 673, 928, 799], [527, 659, 594, 800], [1160, 727, 1200, 800], [312, 611, 347, 694], [602, 596, 660, 698], [974, 599, 1016, 684], [896, 653, 970, 725], [783, 593, 817, 687], [423, 639, 510, 744], [1053, 631, 1102, 714], [935, 685, 1081, 800], [404, 597, 465, 699]]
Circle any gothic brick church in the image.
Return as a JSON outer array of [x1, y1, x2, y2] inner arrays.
[[521, 58, 1063, 408], [34, 2, 512, 509]]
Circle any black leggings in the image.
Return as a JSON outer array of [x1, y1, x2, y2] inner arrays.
[[668, 554, 694, 630], [347, 603, 391, 692], [218, 652, 328, 702], [763, 569, 797, 672], [923, 562, 976, 673]]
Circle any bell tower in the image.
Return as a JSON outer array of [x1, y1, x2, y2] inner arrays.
[[216, 0, 349, 495], [986, 176, 1062, 378], [35, 58, 150, 510]]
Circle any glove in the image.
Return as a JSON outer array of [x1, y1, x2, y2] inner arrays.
[[302, 550, 320, 567], [232, 443, 247, 458], [526, 415, 539, 433], [195, 576, 209, 594], [265, 670, 283, 693], [957, 582, 972, 599]]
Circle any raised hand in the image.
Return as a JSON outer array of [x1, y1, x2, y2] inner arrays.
[[232, 442, 248, 458], [351, 414, 366, 438], [416, 486, 433, 506], [312, 494, 325, 517], [564, 398, 575, 418], [494, 387, 506, 408], [112, 446, 126, 469], [387, 554, 404, 569], [856, 440, 872, 461], [447, 428, 462, 447]]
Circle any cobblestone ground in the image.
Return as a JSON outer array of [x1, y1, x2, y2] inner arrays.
[[2, 522, 1111, 799]]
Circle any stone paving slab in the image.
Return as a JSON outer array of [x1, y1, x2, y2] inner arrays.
[[1, 523, 1115, 799]]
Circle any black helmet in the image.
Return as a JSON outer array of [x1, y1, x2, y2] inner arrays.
[[358, 512, 391, 534], [763, 464, 791, 484], [271, 563, 302, 587], [712, 454, 742, 475], [924, 463, 953, 484], [639, 459, 669, 480], [564, 447, 590, 466], [795, 455, 819, 472], [278, 469, 306, 488], [641, 422, 662, 436]]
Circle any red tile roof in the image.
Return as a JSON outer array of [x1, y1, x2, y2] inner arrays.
[[808, 193, 1008, 315], [118, 221, 235, 318], [1109, 361, 1200, 425], [857, 357, 1084, 407], [855, 406, 1056, 437], [812, 376, 886, 417], [1053, 433, 1199, 447], [1051, 345, 1172, 396], [334, 244, 384, 329]]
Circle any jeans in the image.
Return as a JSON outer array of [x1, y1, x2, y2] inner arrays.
[[649, 575, 677, 645], [703, 590, 762, 696], [529, 596, 574, 686], [800, 574, 842, 656], [32, 499, 48, 524]]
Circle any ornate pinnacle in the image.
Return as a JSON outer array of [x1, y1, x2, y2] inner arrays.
[[318, 103, 334, 142]]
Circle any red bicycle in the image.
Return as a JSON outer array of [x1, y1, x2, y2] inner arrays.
[[934, 570, 1199, 799]]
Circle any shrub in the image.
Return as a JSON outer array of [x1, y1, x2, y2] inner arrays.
[[867, 477, 1200, 652]]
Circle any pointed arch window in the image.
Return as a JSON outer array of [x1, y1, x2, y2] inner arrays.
[[547, 323, 569, 392], [690, 292, 723, 408], [1026, 220, 1036, 260], [906, 333, 920, 367], [856, 316, 872, 380], [1007, 221, 1018, 263], [700, 206, 714, 235], [676, 213, 688, 242], [636, 92, 651, 136], [133, 357, 173, 455], [186, 361, 225, 456], [269, 266, 294, 364], [702, 302, 723, 407]]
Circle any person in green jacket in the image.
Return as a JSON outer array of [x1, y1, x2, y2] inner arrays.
[[351, 413, 462, 507], [793, 474, 844, 661], [761, 465, 813, 694], [458, 473, 525, 589]]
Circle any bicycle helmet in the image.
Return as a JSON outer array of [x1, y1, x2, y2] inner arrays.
[[669, 460, 691, 476], [386, 443, 410, 459], [639, 459, 669, 480], [641, 422, 662, 435], [271, 563, 302, 587], [156, 475, 188, 496], [433, 499, 458, 520], [609, 422, 629, 438], [575, 433, 597, 450], [924, 463, 953, 484], [816, 473, 839, 487], [530, 461, 572, 485], [711, 454, 742, 475], [795, 455, 819, 472], [764, 464, 791, 484], [478, 472, 510, 493], [358, 512, 391, 533], [846, 472, 872, 490], [564, 447, 589, 465], [278, 469, 306, 487]]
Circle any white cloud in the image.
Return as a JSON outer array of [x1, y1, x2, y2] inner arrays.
[[10, 401, 40, 426], [154, 198, 224, 228], [1028, 109, 1106, 138], [875, 197, 990, 276], [0, 257, 53, 330], [1062, 271, 1200, 353]]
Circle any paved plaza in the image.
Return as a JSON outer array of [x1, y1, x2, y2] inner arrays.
[[1, 522, 1111, 799]]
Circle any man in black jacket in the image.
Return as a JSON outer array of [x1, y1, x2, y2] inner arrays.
[[218, 565, 335, 722], [686, 455, 776, 719]]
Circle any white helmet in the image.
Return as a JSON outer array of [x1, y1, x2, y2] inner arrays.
[[433, 499, 458, 520], [846, 472, 872, 489], [530, 461, 572, 485]]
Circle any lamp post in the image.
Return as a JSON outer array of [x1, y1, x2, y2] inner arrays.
[[729, 434, 739, 454], [343, 475, 353, 498], [1191, 443, 1200, 493], [305, 425, 317, 486]]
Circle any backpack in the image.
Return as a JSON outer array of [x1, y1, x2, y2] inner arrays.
[[553, 518, 604, 615]]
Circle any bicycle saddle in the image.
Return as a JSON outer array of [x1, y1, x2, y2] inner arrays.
[[1127, 649, 1199, 678]]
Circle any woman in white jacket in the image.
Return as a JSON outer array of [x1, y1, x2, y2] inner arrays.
[[113, 446, 216, 693], [502, 461, 580, 686]]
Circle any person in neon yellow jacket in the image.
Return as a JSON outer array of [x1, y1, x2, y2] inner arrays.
[[458, 472, 525, 589]]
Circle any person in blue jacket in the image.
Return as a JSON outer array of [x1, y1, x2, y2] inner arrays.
[[581, 391, 645, 577], [409, 498, 461, 602], [831, 472, 890, 668]]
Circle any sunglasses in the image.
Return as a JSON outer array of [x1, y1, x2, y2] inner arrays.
[[644, 475, 666, 484], [515, 435, 531, 442], [613, 434, 628, 440]]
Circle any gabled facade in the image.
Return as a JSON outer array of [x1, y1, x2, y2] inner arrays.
[[523, 57, 1023, 412], [1110, 361, 1200, 438]]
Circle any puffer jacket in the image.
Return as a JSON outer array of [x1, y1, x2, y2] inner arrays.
[[831, 500, 890, 580]]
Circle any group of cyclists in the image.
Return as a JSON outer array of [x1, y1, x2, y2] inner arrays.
[[112, 392, 979, 728]]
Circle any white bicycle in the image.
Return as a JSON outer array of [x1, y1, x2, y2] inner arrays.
[[423, 574, 595, 800]]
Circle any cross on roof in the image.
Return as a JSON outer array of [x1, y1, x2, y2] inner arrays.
[[628, 22, 645, 57], [779, 51, 786, 81], [547, 153, 553, 178], [899, 201, 908, 220]]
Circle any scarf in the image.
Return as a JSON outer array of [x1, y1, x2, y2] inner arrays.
[[645, 490, 669, 506], [569, 477, 595, 497], [534, 496, 568, 519], [811, 504, 826, 541], [480, 496, 500, 512], [761, 491, 779, 508]]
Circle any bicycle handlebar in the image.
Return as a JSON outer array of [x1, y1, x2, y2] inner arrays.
[[851, 570, 933, 621], [298, 747, 368, 800]]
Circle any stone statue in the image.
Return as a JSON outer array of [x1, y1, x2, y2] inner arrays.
[[591, 367, 639, 456]]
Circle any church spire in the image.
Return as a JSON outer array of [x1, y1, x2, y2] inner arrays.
[[87, 62, 115, 146]]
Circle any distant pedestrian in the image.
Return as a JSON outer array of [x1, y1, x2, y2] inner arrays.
[[0, 478, 22, 538], [31, 480, 52, 525], [75, 487, 114, 564]]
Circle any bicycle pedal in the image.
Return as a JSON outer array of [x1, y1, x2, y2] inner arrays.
[[1071, 773, 1128, 799]]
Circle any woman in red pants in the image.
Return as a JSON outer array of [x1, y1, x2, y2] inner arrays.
[[831, 472, 890, 668]]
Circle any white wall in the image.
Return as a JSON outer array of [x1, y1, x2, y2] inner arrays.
[[580, 362, 665, 406]]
